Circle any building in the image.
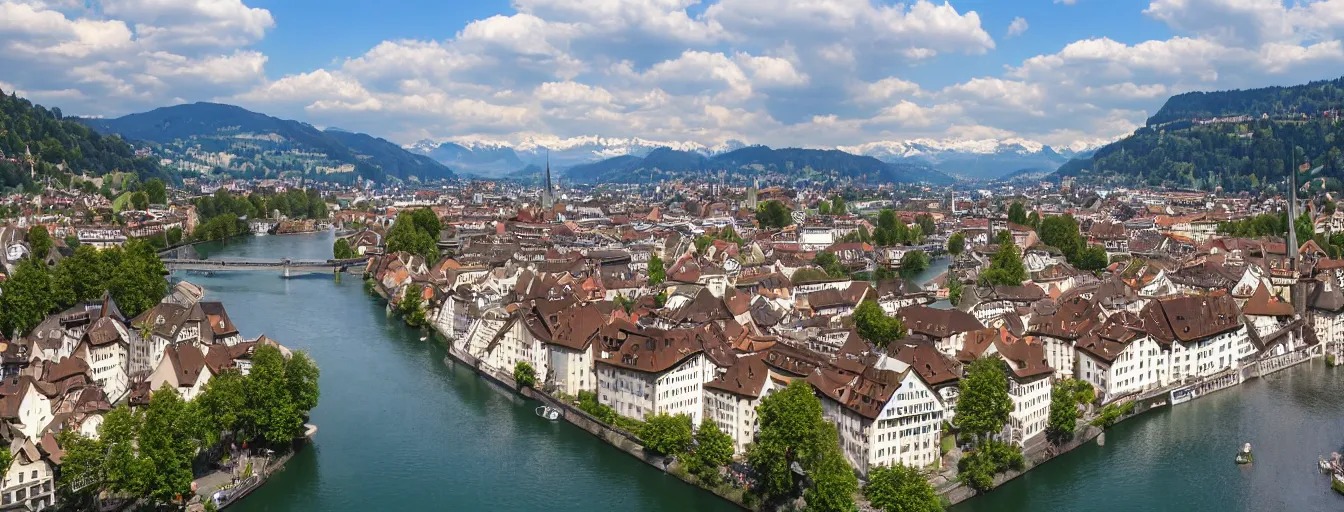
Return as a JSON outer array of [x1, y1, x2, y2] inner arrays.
[[594, 324, 714, 425], [957, 327, 1054, 446], [810, 360, 946, 475], [702, 354, 777, 455]]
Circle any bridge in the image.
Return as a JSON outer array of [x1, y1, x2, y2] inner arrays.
[[163, 257, 369, 277]]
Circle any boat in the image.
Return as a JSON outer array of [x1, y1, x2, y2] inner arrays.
[[1235, 443, 1253, 464], [535, 406, 560, 421]]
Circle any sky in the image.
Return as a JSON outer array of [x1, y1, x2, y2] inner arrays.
[[3, 0, 1344, 152]]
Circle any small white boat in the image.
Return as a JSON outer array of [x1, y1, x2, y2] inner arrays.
[[1236, 443, 1253, 464], [536, 406, 561, 421]]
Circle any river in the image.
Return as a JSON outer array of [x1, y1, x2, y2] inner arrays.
[[953, 361, 1344, 512], [178, 232, 739, 512]]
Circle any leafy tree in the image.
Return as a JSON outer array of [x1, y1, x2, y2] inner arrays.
[[1075, 245, 1110, 272], [576, 391, 617, 424], [689, 418, 734, 484], [916, 214, 937, 237], [108, 239, 168, 318], [814, 251, 848, 278], [854, 299, 905, 347], [248, 345, 298, 446], [648, 254, 665, 286], [285, 351, 321, 421], [864, 464, 943, 512], [948, 278, 964, 307], [130, 191, 150, 211], [144, 178, 167, 204], [639, 413, 693, 456], [947, 232, 966, 256], [196, 369, 248, 446], [333, 238, 357, 259], [52, 244, 110, 309], [1047, 383, 1079, 443], [55, 431, 102, 507], [979, 242, 1028, 286], [399, 284, 428, 327], [994, 230, 1012, 247], [101, 405, 152, 498], [140, 384, 200, 505], [748, 380, 828, 501], [804, 427, 858, 512], [26, 225, 51, 260], [1027, 211, 1041, 230], [385, 209, 440, 262], [1008, 201, 1027, 225], [756, 200, 793, 229], [0, 259, 54, 336], [831, 196, 848, 215], [513, 361, 537, 388], [899, 250, 930, 279], [1038, 214, 1084, 261], [956, 357, 1013, 441], [818, 200, 832, 215]]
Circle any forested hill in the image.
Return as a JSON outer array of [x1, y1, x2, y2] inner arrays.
[[1146, 76, 1344, 126], [565, 146, 954, 185], [80, 102, 453, 182], [0, 88, 166, 190], [1056, 77, 1344, 193]]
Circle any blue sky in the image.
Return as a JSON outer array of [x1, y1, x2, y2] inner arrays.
[[3, 0, 1344, 152]]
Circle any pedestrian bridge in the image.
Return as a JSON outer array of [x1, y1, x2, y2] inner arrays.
[[163, 257, 368, 277]]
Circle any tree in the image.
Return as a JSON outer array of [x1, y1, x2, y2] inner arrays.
[[854, 299, 905, 347], [385, 209, 440, 262], [814, 251, 847, 278], [979, 243, 1027, 286], [399, 284, 427, 327], [748, 380, 826, 500], [144, 178, 167, 205], [864, 464, 943, 512], [831, 196, 848, 215], [101, 405, 152, 498], [108, 239, 168, 318], [513, 361, 537, 388], [956, 357, 1012, 441], [916, 214, 936, 237], [948, 278, 964, 307], [1047, 383, 1079, 443], [689, 418, 734, 484], [818, 200, 832, 216], [947, 232, 966, 256], [247, 345, 298, 446], [52, 244, 110, 309], [640, 413, 693, 456], [333, 238, 357, 259], [1008, 201, 1027, 225], [140, 384, 200, 505], [55, 431, 102, 508], [756, 200, 793, 229], [195, 369, 248, 446], [995, 230, 1013, 247], [1038, 215, 1084, 261], [1075, 245, 1109, 272], [130, 191, 150, 211], [804, 427, 858, 512], [285, 351, 321, 421], [648, 254, 665, 286], [1027, 211, 1041, 230], [899, 250, 930, 279], [26, 225, 51, 260], [165, 226, 183, 246], [0, 258, 54, 336]]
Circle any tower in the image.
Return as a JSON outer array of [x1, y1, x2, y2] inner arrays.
[[747, 177, 759, 210], [541, 151, 554, 209], [1286, 149, 1305, 316]]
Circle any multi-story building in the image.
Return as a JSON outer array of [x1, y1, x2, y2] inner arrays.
[[810, 362, 946, 475], [594, 325, 714, 424], [702, 354, 777, 455]]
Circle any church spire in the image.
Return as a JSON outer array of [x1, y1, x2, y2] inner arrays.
[[542, 150, 554, 209]]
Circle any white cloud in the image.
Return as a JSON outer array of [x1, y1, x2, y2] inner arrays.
[[1007, 17, 1028, 37]]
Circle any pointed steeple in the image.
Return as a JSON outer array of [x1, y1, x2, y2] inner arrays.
[[542, 150, 554, 209]]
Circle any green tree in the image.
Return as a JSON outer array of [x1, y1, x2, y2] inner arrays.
[[399, 284, 427, 328], [1075, 245, 1109, 271], [814, 251, 847, 278], [948, 278, 964, 307], [513, 361, 537, 388], [831, 196, 848, 215], [899, 250, 930, 278], [756, 200, 793, 229], [1027, 211, 1041, 230], [195, 369, 248, 446], [108, 239, 168, 318], [26, 225, 51, 260], [864, 464, 944, 512], [333, 238, 357, 259], [648, 254, 665, 286], [285, 351, 321, 421], [818, 200, 832, 215], [1047, 383, 1079, 443], [130, 191, 150, 211], [55, 431, 102, 508], [956, 357, 1013, 441], [166, 227, 183, 246], [52, 244, 110, 309], [916, 214, 936, 237], [979, 243, 1027, 287], [144, 178, 167, 205], [1038, 215, 1084, 261], [385, 210, 440, 262], [689, 418, 734, 484], [994, 230, 1012, 247], [1008, 201, 1027, 225], [854, 299, 905, 347], [748, 380, 826, 501], [805, 427, 859, 512], [0, 258, 54, 336], [101, 405, 152, 497], [140, 384, 200, 505], [947, 232, 966, 256], [639, 413, 693, 456], [248, 345, 298, 447]]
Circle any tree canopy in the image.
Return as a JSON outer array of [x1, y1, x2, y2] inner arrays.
[[748, 380, 856, 511], [756, 200, 793, 229], [640, 413, 693, 456], [688, 418, 734, 485], [26, 225, 51, 260], [978, 242, 1027, 287], [947, 232, 966, 256], [956, 357, 1012, 440], [855, 299, 905, 347], [1008, 201, 1027, 225], [864, 464, 944, 512], [385, 209, 441, 262], [899, 250, 930, 279]]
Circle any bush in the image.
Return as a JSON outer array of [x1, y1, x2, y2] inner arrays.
[[956, 440, 1023, 492], [577, 391, 617, 424], [1091, 401, 1136, 429], [513, 361, 536, 388]]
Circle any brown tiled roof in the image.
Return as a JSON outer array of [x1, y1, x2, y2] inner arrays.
[[899, 305, 984, 339], [1139, 293, 1243, 344], [163, 344, 210, 387], [594, 323, 714, 374], [886, 339, 960, 387], [807, 365, 902, 420], [200, 302, 239, 337], [704, 353, 770, 399], [84, 317, 127, 347], [1241, 283, 1295, 317]]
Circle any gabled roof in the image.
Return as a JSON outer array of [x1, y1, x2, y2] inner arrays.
[[1139, 293, 1243, 344], [704, 353, 770, 399], [1241, 283, 1294, 317], [899, 305, 985, 339]]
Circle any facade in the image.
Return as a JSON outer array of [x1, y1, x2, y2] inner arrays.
[[812, 365, 946, 476]]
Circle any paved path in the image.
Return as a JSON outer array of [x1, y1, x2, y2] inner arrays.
[[193, 455, 262, 498]]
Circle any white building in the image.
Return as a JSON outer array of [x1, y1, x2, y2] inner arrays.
[[702, 354, 777, 455], [957, 328, 1055, 447], [594, 325, 714, 425], [811, 362, 946, 475], [1, 439, 55, 510]]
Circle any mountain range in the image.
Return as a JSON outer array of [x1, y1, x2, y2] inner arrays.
[[408, 135, 1101, 181], [79, 103, 452, 182], [560, 146, 954, 185]]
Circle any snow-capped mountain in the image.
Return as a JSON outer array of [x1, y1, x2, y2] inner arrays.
[[404, 135, 749, 177], [839, 138, 1088, 180]]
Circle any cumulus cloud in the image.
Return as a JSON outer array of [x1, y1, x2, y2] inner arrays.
[[7, 0, 1344, 154]]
